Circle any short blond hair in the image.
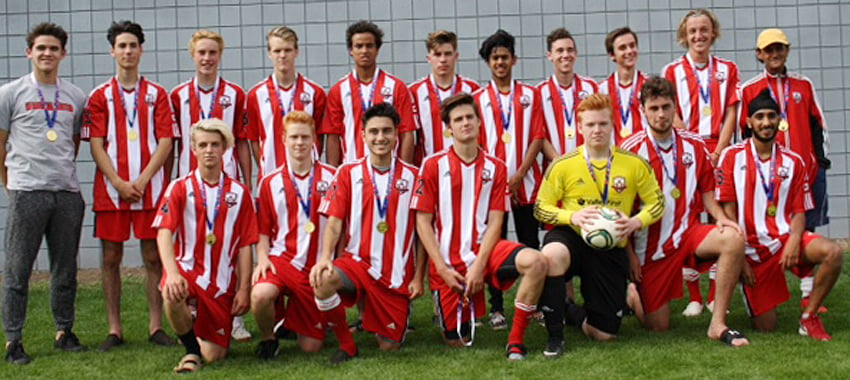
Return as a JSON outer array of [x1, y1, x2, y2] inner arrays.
[[191, 118, 234, 150], [677, 9, 721, 49], [267, 26, 298, 50], [188, 30, 224, 55]]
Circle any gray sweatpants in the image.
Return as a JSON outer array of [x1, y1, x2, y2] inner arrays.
[[2, 190, 85, 342]]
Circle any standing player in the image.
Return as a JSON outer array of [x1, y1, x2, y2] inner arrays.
[[320, 21, 416, 166], [155, 118, 256, 373], [310, 103, 425, 364], [620, 76, 748, 346], [538, 28, 598, 160], [1, 23, 88, 364], [413, 93, 548, 361], [409, 30, 479, 164], [599, 27, 649, 144], [534, 93, 664, 356], [246, 26, 326, 180], [738, 28, 831, 312], [251, 111, 336, 358], [717, 90, 842, 341], [83, 20, 177, 351]]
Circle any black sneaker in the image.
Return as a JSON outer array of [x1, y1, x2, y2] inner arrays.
[[148, 329, 177, 346], [256, 339, 279, 360], [98, 334, 125, 352], [5, 340, 32, 365], [330, 348, 357, 365], [54, 330, 87, 352], [543, 339, 564, 359]]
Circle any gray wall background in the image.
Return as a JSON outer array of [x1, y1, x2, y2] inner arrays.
[[1, 0, 848, 270]]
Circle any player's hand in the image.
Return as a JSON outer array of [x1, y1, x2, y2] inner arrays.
[[780, 237, 801, 270], [309, 259, 334, 289], [463, 264, 485, 299], [162, 272, 188, 303], [438, 266, 465, 295], [114, 179, 142, 203], [571, 206, 601, 230], [131, 178, 150, 197], [715, 218, 743, 236], [710, 151, 721, 167], [741, 261, 756, 286], [615, 214, 643, 240], [408, 279, 424, 300], [628, 252, 642, 283], [252, 256, 277, 285], [508, 173, 523, 203], [232, 288, 250, 316]]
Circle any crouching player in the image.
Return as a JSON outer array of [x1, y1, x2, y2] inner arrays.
[[413, 94, 547, 361], [717, 90, 842, 341], [251, 111, 337, 359], [154, 118, 257, 373], [309, 103, 426, 364], [620, 76, 748, 346]]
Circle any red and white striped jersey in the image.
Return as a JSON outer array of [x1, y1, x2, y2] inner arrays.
[[738, 70, 829, 182], [662, 54, 740, 144], [411, 147, 509, 275], [318, 156, 418, 292], [473, 80, 545, 205], [598, 71, 649, 144], [153, 170, 259, 298], [171, 77, 246, 180], [537, 74, 598, 156], [716, 140, 813, 262], [620, 129, 714, 265], [257, 161, 336, 273], [319, 68, 416, 163], [245, 74, 326, 179], [409, 74, 479, 163], [82, 76, 178, 211]]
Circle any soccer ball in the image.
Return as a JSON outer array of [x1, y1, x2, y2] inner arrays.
[[581, 207, 623, 250]]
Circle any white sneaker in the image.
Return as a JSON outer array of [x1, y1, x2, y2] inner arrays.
[[682, 301, 704, 317], [231, 316, 252, 341], [706, 301, 730, 315]]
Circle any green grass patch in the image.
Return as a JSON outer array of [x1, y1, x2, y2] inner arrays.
[[5, 260, 850, 379]]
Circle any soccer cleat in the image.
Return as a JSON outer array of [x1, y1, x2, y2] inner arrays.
[[488, 311, 508, 331], [256, 339, 280, 360], [682, 301, 704, 317], [506, 344, 527, 361], [5, 340, 32, 365], [330, 348, 357, 365], [543, 339, 564, 359], [799, 315, 831, 342], [97, 334, 125, 352], [54, 330, 86, 352], [800, 297, 828, 314], [231, 317, 252, 342]]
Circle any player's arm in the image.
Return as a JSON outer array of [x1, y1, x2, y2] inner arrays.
[[90, 137, 142, 202], [399, 131, 414, 163], [157, 228, 188, 302], [541, 139, 559, 162], [232, 245, 252, 316], [510, 138, 543, 198], [408, 238, 427, 299], [134, 137, 174, 192], [702, 191, 742, 235], [309, 215, 343, 288], [713, 103, 738, 163], [533, 165, 578, 226], [465, 209, 503, 298], [416, 211, 463, 294], [780, 209, 806, 271], [237, 140, 252, 189], [0, 129, 8, 188], [252, 234, 275, 284], [629, 158, 665, 234], [321, 88, 343, 167], [325, 135, 341, 167]]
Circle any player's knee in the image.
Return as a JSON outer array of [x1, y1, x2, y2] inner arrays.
[[751, 313, 778, 332], [101, 251, 123, 270], [298, 337, 323, 353], [517, 249, 547, 278], [822, 242, 843, 270], [721, 233, 746, 257], [201, 346, 227, 363], [541, 243, 570, 275], [376, 337, 401, 351], [250, 288, 274, 310]]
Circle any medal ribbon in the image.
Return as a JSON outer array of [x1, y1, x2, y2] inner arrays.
[[287, 163, 314, 219], [33, 74, 61, 131], [749, 140, 776, 203], [370, 159, 396, 221], [356, 69, 379, 112], [428, 74, 459, 105], [491, 80, 515, 133], [615, 71, 637, 128], [195, 76, 220, 120], [648, 132, 679, 189], [693, 56, 713, 106], [197, 172, 225, 237], [766, 75, 790, 120], [456, 290, 475, 347], [555, 77, 578, 126], [583, 146, 613, 205], [273, 73, 298, 117], [118, 78, 140, 130]]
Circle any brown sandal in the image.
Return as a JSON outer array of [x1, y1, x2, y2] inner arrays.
[[173, 353, 202, 374]]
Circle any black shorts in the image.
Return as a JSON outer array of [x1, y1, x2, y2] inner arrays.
[[543, 226, 629, 335]]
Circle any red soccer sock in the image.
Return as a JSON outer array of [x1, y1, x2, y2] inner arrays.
[[508, 302, 536, 346], [686, 279, 703, 304], [316, 294, 357, 356]]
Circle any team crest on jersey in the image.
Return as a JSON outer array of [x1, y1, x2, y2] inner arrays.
[[225, 192, 238, 208], [300, 92, 312, 105], [682, 152, 694, 168], [219, 95, 232, 108], [395, 179, 410, 194], [317, 180, 330, 196], [778, 166, 790, 180], [578, 91, 590, 100], [793, 92, 802, 103], [481, 169, 493, 182], [381, 87, 393, 100], [612, 176, 627, 193], [520, 95, 531, 109], [145, 93, 156, 106], [715, 71, 727, 82]]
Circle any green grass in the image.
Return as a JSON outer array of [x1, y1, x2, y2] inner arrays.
[[5, 260, 850, 379]]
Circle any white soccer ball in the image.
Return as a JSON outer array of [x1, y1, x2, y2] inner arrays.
[[581, 207, 624, 250]]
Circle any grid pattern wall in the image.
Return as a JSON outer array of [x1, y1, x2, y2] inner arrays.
[[0, 0, 848, 270]]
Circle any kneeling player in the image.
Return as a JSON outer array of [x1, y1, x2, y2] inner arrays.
[[309, 104, 426, 364], [413, 94, 547, 361], [251, 111, 336, 358], [717, 90, 842, 341], [620, 76, 748, 346], [534, 94, 664, 356], [154, 119, 257, 373]]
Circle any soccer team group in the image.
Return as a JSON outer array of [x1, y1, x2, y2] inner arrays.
[[1, 7, 844, 373]]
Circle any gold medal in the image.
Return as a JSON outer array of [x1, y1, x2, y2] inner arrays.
[[566, 128, 575, 139], [671, 187, 681, 199], [767, 205, 777, 217], [443, 129, 452, 138], [206, 233, 217, 245], [46, 130, 58, 142], [377, 221, 389, 233], [128, 130, 139, 141], [501, 132, 512, 144], [702, 106, 712, 117], [778, 120, 789, 132], [620, 129, 630, 138], [305, 221, 316, 234]]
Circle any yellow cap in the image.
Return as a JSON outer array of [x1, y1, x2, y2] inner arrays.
[[757, 28, 790, 50]]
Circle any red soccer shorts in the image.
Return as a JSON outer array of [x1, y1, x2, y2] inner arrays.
[[334, 256, 410, 343], [162, 269, 234, 349], [742, 232, 820, 317], [253, 256, 325, 340], [95, 210, 158, 242]]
